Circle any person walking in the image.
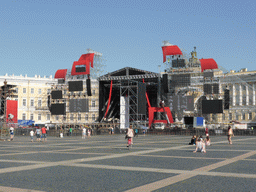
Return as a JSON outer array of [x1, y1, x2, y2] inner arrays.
[[36, 127, 41, 142], [126, 125, 134, 149], [69, 127, 72, 136], [30, 129, 34, 142], [82, 126, 87, 139], [227, 126, 234, 144], [41, 126, 47, 142], [87, 128, 91, 137], [9, 127, 14, 141]]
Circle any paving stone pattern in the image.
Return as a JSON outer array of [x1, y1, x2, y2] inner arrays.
[[0, 135, 256, 192]]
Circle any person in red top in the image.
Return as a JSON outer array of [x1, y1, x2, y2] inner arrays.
[[41, 126, 47, 142]]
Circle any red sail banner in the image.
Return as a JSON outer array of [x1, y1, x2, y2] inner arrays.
[[6, 100, 18, 123], [54, 69, 67, 79], [200, 58, 218, 72], [162, 45, 182, 63], [71, 53, 94, 76]]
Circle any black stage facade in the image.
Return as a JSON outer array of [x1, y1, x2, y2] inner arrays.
[[98, 67, 160, 122]]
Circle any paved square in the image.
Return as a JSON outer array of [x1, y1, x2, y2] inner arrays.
[[0, 134, 256, 191]]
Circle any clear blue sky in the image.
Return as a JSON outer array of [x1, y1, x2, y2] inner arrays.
[[0, 0, 255, 77]]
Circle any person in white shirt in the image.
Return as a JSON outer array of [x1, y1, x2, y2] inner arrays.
[[82, 126, 87, 139], [30, 129, 35, 142], [126, 125, 134, 148], [193, 136, 206, 153], [9, 127, 14, 141]]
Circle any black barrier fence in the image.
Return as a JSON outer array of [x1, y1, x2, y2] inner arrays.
[[11, 128, 255, 137]]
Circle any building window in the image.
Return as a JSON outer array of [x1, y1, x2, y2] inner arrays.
[[47, 114, 50, 120], [85, 114, 88, 121], [92, 114, 95, 121], [70, 114, 73, 121], [56, 116, 59, 120], [236, 113, 239, 121], [92, 101, 96, 107], [23, 88, 26, 94], [38, 89, 42, 94], [38, 114, 41, 121], [31, 88, 34, 94], [222, 113, 225, 121], [229, 113, 232, 121], [242, 113, 246, 120], [249, 112, 252, 120], [22, 113, 26, 120], [38, 99, 42, 107], [30, 114, 34, 120], [30, 99, 34, 107], [78, 114, 81, 121], [23, 99, 26, 107]]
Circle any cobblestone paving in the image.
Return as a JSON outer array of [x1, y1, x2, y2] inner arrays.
[[0, 135, 256, 191]]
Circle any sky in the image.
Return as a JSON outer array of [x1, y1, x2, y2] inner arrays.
[[0, 0, 255, 78]]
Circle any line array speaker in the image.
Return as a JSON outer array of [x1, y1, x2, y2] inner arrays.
[[162, 74, 169, 93], [224, 89, 230, 109], [86, 79, 92, 96]]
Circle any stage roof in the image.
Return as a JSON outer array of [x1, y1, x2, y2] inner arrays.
[[98, 67, 159, 81]]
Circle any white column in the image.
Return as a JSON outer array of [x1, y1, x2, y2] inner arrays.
[[233, 84, 236, 106], [120, 96, 129, 129], [239, 84, 242, 106], [253, 84, 255, 105], [246, 85, 249, 106]]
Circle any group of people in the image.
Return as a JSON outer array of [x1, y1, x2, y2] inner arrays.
[[189, 134, 210, 153], [29, 127, 47, 142], [190, 126, 234, 153], [190, 135, 210, 153], [82, 126, 91, 139]]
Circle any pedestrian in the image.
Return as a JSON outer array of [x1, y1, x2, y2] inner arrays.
[[126, 125, 134, 148], [205, 134, 211, 146], [227, 126, 234, 144], [9, 127, 14, 141], [205, 126, 209, 136], [87, 129, 91, 137], [69, 127, 72, 136], [134, 128, 138, 137], [36, 127, 41, 142], [189, 135, 196, 145], [193, 135, 206, 153], [30, 129, 34, 142], [82, 126, 87, 139], [41, 126, 47, 142]]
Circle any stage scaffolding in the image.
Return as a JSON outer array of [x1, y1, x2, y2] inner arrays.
[[120, 79, 146, 125]]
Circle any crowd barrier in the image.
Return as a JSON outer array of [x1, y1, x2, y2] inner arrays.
[[11, 128, 255, 137]]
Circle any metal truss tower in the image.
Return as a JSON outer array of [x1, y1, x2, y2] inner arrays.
[[87, 48, 107, 79], [120, 80, 146, 124]]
